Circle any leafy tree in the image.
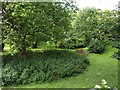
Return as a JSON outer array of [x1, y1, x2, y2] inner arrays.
[[2, 2, 36, 56], [2, 2, 75, 57], [71, 7, 98, 46], [96, 9, 117, 43], [112, 1, 120, 60], [72, 7, 117, 47]]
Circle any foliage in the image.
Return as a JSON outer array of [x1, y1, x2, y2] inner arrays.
[[88, 39, 105, 54], [112, 41, 120, 49], [70, 8, 117, 47], [59, 38, 86, 49], [59, 8, 117, 49], [96, 10, 117, 43], [2, 2, 74, 55], [72, 7, 98, 46], [112, 50, 120, 60], [112, 3, 120, 60], [2, 50, 89, 86], [2, 2, 118, 53]]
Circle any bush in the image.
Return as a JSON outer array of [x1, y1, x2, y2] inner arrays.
[[112, 49, 120, 60], [2, 50, 89, 86], [112, 41, 120, 49], [59, 39, 86, 49], [88, 39, 105, 54]]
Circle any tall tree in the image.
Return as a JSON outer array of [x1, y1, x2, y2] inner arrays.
[[2, 2, 75, 57]]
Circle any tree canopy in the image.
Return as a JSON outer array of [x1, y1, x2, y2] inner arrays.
[[2, 1, 76, 56]]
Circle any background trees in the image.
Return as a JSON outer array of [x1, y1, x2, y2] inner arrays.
[[59, 7, 118, 52], [2, 1, 119, 56]]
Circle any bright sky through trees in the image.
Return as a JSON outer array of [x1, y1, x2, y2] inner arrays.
[[75, 0, 119, 10]]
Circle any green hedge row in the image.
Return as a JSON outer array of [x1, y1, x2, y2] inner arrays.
[[2, 50, 89, 86]]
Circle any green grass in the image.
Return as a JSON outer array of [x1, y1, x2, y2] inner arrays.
[[5, 45, 117, 88]]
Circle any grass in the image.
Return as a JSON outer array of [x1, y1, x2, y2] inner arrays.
[[2, 45, 118, 88]]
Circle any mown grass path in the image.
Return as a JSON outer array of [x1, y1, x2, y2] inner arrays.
[[13, 45, 118, 88]]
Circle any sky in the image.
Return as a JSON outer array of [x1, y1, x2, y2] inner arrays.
[[75, 0, 120, 10], [1, 0, 120, 10]]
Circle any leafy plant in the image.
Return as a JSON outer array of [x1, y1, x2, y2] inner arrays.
[[112, 50, 120, 60], [59, 38, 86, 49], [2, 50, 89, 86], [112, 41, 120, 60], [2, 2, 74, 56], [112, 41, 120, 49], [88, 39, 105, 54]]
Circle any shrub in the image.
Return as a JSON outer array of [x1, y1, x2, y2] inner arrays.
[[59, 39, 86, 49], [2, 50, 89, 86], [112, 41, 120, 49], [112, 49, 120, 60], [112, 41, 120, 60], [88, 39, 105, 54]]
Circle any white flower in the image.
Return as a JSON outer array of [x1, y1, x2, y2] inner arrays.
[[102, 79, 107, 85], [95, 85, 101, 88], [107, 86, 111, 89]]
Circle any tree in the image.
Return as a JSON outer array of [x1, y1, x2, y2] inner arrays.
[[72, 7, 117, 46], [72, 7, 98, 46], [2, 2, 37, 57], [2, 2, 75, 57]]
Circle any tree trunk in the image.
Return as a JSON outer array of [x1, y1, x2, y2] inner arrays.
[[55, 41, 58, 48], [18, 35, 26, 58], [18, 48, 26, 58], [31, 38, 37, 48], [0, 43, 4, 52], [85, 34, 91, 45], [31, 33, 38, 48], [31, 42, 37, 48]]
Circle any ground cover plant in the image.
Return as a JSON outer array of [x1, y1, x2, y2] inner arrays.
[[2, 49, 89, 86]]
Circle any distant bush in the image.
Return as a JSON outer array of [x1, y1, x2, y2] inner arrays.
[[88, 39, 105, 54], [112, 41, 120, 49], [2, 50, 89, 86], [59, 39, 86, 49], [112, 41, 120, 60], [112, 50, 120, 60]]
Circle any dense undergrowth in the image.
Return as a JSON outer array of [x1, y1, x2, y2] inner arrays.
[[2, 49, 89, 86], [88, 39, 105, 54]]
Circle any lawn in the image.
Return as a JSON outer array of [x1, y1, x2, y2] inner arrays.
[[5, 45, 117, 88]]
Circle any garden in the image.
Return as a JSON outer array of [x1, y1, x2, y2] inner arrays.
[[0, 1, 120, 89]]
